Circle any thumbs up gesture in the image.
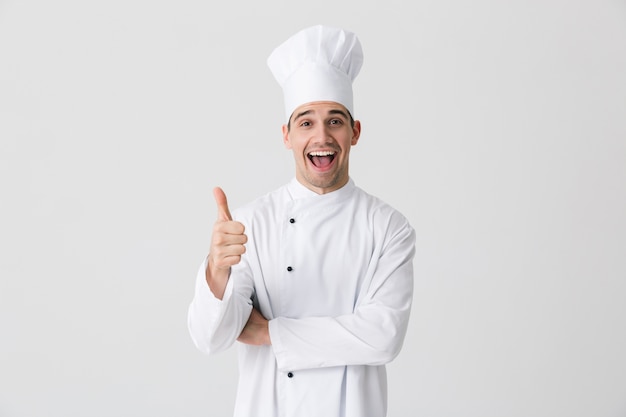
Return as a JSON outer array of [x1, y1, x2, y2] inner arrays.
[[206, 187, 248, 299]]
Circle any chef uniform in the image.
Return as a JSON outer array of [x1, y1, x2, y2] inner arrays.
[[188, 25, 416, 417]]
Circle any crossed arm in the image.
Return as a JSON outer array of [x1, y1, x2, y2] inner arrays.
[[192, 187, 415, 366]]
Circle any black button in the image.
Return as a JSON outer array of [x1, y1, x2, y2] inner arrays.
[[287, 372, 294, 378], [287, 266, 293, 272], [289, 218, 295, 224]]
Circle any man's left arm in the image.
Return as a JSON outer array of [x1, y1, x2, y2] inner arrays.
[[245, 220, 415, 371]]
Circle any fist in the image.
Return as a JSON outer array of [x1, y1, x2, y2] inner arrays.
[[208, 187, 248, 271]]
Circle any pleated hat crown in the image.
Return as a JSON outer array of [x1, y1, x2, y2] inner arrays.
[[267, 25, 364, 121]]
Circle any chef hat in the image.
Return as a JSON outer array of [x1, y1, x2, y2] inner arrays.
[[267, 25, 364, 122]]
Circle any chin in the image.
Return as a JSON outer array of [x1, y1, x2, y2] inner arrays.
[[309, 175, 344, 191]]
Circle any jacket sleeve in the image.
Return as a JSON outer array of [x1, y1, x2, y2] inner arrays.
[[187, 257, 254, 355], [269, 219, 416, 372]]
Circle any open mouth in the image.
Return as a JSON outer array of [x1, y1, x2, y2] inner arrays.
[[307, 151, 336, 169]]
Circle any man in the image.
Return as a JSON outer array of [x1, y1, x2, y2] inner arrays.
[[188, 25, 416, 417]]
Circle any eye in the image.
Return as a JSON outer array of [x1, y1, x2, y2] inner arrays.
[[299, 121, 311, 127], [329, 118, 343, 126]]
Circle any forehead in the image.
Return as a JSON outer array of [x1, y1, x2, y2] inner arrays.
[[291, 101, 350, 121]]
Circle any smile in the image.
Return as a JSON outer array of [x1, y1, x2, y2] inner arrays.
[[307, 151, 336, 168]]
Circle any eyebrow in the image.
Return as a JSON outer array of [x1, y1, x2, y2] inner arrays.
[[292, 108, 349, 123], [292, 109, 313, 122], [328, 109, 349, 119]]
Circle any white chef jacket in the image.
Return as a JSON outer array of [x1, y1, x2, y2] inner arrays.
[[188, 178, 415, 417]]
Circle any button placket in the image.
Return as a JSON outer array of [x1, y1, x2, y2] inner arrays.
[[287, 217, 295, 273]]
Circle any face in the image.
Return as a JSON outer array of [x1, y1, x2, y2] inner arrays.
[[282, 101, 361, 195]]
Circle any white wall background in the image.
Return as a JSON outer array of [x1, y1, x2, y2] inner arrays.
[[1, 0, 625, 416]]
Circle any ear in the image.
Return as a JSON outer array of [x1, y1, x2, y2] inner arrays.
[[282, 124, 292, 149], [351, 120, 361, 146]]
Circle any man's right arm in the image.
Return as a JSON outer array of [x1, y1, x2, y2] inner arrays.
[[187, 187, 255, 354], [187, 257, 255, 354]]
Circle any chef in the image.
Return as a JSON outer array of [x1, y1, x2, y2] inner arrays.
[[188, 24, 416, 417]]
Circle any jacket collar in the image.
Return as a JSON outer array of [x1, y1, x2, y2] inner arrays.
[[287, 177, 355, 203]]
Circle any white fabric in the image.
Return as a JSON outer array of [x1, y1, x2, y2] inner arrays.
[[188, 178, 416, 417], [267, 25, 364, 121]]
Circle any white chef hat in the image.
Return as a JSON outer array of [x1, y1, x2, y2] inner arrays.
[[267, 25, 364, 122]]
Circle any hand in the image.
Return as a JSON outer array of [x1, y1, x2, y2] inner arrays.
[[205, 187, 247, 299], [237, 308, 271, 346]]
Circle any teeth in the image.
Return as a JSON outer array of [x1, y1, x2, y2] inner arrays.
[[308, 151, 335, 156]]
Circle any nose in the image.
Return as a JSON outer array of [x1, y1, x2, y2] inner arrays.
[[312, 123, 333, 144]]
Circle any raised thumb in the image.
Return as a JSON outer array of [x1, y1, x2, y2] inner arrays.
[[213, 186, 233, 221]]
